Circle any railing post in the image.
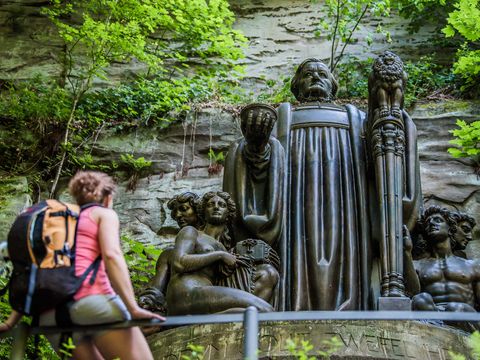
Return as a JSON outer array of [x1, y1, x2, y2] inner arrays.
[[243, 306, 259, 360], [10, 323, 29, 360]]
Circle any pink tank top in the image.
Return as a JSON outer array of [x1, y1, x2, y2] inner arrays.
[[74, 206, 115, 300]]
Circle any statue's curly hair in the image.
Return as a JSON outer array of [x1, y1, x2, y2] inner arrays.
[[372, 51, 404, 83], [68, 171, 116, 206], [167, 191, 200, 222], [451, 211, 476, 229], [421, 205, 457, 233], [290, 58, 338, 102]]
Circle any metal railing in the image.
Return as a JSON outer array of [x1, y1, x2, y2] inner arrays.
[[3, 309, 480, 360]]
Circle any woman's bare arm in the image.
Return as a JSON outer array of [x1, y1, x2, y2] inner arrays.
[[97, 208, 164, 320], [0, 310, 22, 332]]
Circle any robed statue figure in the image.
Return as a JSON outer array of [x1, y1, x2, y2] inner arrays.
[[224, 57, 422, 311]]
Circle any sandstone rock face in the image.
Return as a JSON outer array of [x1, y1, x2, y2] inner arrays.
[[82, 108, 241, 246], [231, 0, 441, 89], [0, 0, 445, 89], [412, 100, 480, 259], [113, 170, 223, 247]]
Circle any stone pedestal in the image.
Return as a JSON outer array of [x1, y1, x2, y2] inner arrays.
[[148, 319, 471, 359]]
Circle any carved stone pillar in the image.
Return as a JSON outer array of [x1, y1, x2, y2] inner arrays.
[[370, 112, 408, 305]]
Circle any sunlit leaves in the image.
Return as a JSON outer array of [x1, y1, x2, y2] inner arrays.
[[312, 0, 391, 71], [448, 120, 480, 169], [41, 0, 246, 95]]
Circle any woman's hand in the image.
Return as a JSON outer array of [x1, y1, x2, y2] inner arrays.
[[0, 322, 12, 332], [0, 310, 22, 332], [129, 305, 166, 322]]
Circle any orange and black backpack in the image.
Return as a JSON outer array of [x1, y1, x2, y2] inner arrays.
[[5, 199, 101, 317]]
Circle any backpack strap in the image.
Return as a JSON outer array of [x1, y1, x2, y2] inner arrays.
[[80, 203, 103, 211], [78, 255, 102, 285], [55, 256, 101, 341]]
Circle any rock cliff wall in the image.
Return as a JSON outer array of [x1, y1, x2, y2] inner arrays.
[[0, 0, 445, 87]]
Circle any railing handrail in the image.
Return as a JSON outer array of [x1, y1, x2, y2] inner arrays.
[[4, 310, 479, 360]]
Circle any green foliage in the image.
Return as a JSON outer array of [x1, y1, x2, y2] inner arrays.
[[0, 77, 71, 176], [448, 119, 480, 173], [120, 154, 152, 173], [181, 344, 205, 360], [69, 153, 114, 173], [208, 149, 225, 165], [58, 337, 76, 359], [121, 233, 161, 294], [119, 154, 153, 191], [255, 76, 296, 104], [78, 76, 215, 130], [393, 0, 451, 33], [42, 0, 246, 94], [0, 76, 71, 127], [38, 0, 246, 195], [449, 331, 480, 360], [286, 337, 342, 359], [469, 331, 480, 359], [394, 0, 480, 95], [335, 55, 454, 105], [312, 0, 391, 71], [335, 56, 373, 99], [442, 0, 480, 93], [208, 149, 225, 176], [403, 56, 455, 106]]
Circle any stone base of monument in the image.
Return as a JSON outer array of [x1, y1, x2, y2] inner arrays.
[[148, 319, 471, 359]]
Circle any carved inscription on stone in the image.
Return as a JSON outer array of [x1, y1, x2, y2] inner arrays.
[[149, 321, 470, 360]]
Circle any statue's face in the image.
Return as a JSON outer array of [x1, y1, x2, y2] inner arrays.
[[425, 213, 450, 243], [453, 220, 473, 250], [173, 201, 197, 228], [205, 195, 228, 225], [298, 62, 333, 101]]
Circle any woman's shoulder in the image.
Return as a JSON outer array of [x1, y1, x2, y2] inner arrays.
[[90, 206, 118, 223]]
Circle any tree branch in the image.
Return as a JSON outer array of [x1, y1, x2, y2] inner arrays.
[[333, 3, 369, 71]]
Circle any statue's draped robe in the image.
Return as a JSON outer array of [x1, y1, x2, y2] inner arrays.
[[224, 102, 421, 311]]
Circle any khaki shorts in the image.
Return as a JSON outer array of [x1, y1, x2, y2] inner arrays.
[[40, 294, 131, 350]]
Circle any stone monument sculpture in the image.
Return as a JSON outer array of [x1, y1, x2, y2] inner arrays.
[[223, 54, 422, 311], [166, 191, 274, 315], [404, 206, 480, 313], [368, 51, 412, 302], [140, 190, 280, 315], [139, 192, 201, 313]]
